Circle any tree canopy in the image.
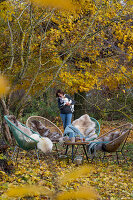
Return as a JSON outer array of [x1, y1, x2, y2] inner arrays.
[[0, 0, 132, 96]]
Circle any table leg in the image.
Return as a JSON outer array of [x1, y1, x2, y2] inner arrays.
[[72, 145, 74, 163], [82, 144, 89, 162], [65, 145, 69, 155], [54, 143, 60, 157]]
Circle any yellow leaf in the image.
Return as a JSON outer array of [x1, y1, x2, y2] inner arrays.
[[0, 75, 9, 97], [56, 186, 99, 200], [5, 185, 53, 197], [31, 0, 78, 11]]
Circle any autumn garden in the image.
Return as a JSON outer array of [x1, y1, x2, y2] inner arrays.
[[0, 0, 133, 199]]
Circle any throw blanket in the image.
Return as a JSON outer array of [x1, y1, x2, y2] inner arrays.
[[64, 125, 84, 138], [64, 124, 98, 141]]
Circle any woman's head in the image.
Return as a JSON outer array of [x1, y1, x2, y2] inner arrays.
[[56, 89, 64, 97]]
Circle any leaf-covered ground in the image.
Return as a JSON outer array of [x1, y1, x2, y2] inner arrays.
[[0, 122, 133, 200]]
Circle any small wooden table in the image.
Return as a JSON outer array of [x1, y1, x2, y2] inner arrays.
[[64, 141, 90, 163]]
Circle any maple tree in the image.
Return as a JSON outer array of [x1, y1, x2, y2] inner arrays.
[[0, 2, 132, 200]]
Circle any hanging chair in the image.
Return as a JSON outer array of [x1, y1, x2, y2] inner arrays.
[[26, 116, 63, 137], [4, 115, 41, 165]]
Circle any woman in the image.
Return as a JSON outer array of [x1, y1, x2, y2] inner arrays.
[[56, 89, 75, 130]]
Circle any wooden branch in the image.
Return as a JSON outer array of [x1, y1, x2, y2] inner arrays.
[[7, 19, 14, 70]]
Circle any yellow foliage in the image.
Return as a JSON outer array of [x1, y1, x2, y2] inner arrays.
[[1, 145, 133, 200], [31, 0, 78, 11], [0, 75, 9, 97], [0, 0, 132, 95], [0, 1, 14, 21], [5, 185, 53, 198], [59, 165, 94, 185], [56, 186, 99, 200]]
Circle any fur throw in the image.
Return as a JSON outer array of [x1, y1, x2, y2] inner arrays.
[[8, 115, 32, 141], [30, 120, 50, 136], [30, 134, 53, 153], [8, 115, 53, 153], [92, 131, 120, 143], [72, 114, 97, 139], [30, 120, 62, 141], [17, 122, 32, 137], [87, 131, 120, 157]]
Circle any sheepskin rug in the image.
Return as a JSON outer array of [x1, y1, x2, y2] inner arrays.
[[30, 134, 53, 153], [72, 114, 98, 139]]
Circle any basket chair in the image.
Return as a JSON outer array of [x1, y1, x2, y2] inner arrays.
[[4, 115, 41, 165], [26, 116, 63, 137], [64, 117, 100, 161], [89, 123, 133, 164], [26, 116, 63, 155]]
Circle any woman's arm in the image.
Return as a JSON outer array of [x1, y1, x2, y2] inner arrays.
[[65, 94, 75, 105], [58, 98, 64, 109]]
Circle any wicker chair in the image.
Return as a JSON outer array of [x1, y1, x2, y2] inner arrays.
[[26, 116, 63, 136], [4, 115, 41, 165], [26, 116, 63, 155], [64, 117, 100, 162], [89, 123, 133, 163]]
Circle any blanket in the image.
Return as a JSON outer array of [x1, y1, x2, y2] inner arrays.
[[64, 125, 84, 138]]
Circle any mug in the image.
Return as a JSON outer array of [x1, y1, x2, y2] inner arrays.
[[71, 137, 75, 142]]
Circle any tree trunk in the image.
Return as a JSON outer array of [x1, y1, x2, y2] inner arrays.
[[74, 92, 87, 120], [0, 98, 12, 144]]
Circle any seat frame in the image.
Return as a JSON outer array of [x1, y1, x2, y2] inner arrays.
[[64, 117, 100, 162], [4, 115, 41, 166], [26, 116, 63, 136], [89, 123, 133, 164], [26, 115, 63, 156]]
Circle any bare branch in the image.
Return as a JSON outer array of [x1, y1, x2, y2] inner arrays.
[[6, 19, 14, 70]]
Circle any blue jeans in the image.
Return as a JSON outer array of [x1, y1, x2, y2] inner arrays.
[[60, 113, 72, 130]]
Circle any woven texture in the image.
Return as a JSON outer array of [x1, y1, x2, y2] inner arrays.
[[4, 115, 39, 151], [26, 116, 63, 136], [98, 123, 133, 152]]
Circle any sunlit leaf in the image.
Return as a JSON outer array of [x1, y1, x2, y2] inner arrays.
[[56, 186, 99, 200], [31, 0, 78, 11], [0, 75, 9, 97], [5, 185, 53, 197]]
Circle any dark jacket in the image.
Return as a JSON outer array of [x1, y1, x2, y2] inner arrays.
[[58, 94, 75, 114]]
